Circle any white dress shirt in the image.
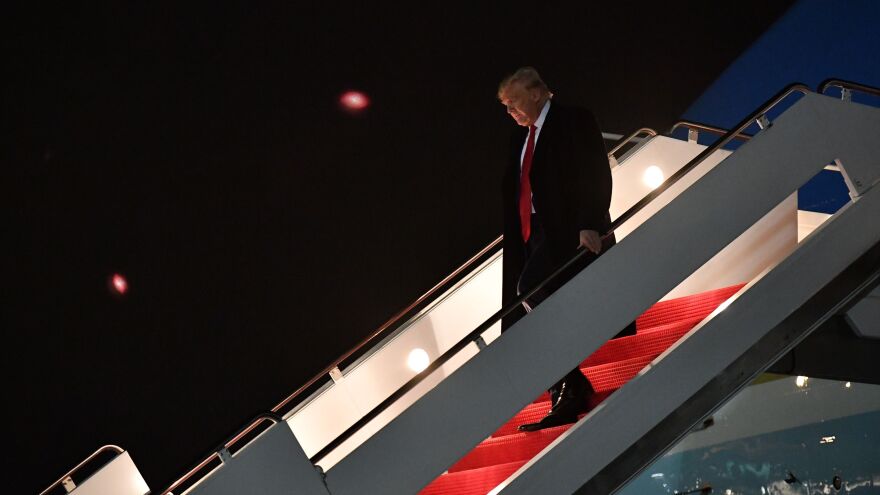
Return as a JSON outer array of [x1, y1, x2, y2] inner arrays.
[[520, 99, 551, 213]]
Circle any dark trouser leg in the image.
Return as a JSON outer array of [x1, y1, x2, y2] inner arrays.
[[549, 367, 593, 408], [516, 215, 593, 410], [615, 321, 638, 338], [516, 216, 636, 411]]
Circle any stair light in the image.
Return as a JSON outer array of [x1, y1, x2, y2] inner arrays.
[[643, 165, 665, 189], [407, 348, 430, 372]]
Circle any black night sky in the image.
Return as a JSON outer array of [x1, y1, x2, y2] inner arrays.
[[6, 3, 794, 493]]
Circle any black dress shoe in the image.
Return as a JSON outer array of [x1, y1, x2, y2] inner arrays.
[[517, 411, 578, 432], [518, 380, 591, 432]]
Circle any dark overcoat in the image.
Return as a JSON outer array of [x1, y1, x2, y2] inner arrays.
[[501, 102, 613, 328]]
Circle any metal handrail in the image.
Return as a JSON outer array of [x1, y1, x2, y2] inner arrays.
[[607, 127, 657, 158], [39, 445, 125, 495], [309, 82, 813, 465], [819, 78, 880, 98], [669, 120, 752, 142], [162, 413, 281, 495]]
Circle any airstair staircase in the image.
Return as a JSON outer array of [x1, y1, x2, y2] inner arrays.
[[40, 80, 880, 495]]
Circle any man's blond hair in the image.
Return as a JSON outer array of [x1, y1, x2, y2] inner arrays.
[[498, 67, 552, 98]]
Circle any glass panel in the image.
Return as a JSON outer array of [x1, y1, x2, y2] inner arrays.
[[618, 375, 880, 494], [287, 251, 504, 467]]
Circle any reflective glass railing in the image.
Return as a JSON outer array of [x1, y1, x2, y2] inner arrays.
[[617, 374, 880, 494]]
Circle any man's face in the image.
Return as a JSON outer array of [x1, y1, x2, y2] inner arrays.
[[499, 82, 542, 127]]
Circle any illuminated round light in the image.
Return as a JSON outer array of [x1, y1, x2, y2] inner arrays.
[[643, 165, 665, 189], [111, 273, 128, 295], [795, 375, 809, 387], [340, 90, 370, 111], [407, 348, 430, 373], [845, 382, 852, 388]]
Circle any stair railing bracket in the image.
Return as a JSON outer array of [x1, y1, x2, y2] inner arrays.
[[61, 476, 76, 493], [329, 367, 344, 384]]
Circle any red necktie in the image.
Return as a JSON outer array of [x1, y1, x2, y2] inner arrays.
[[520, 125, 537, 241]]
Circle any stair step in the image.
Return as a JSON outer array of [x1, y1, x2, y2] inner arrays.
[[581, 315, 704, 368], [585, 353, 655, 392], [528, 353, 656, 405], [492, 401, 553, 438], [449, 425, 570, 473], [530, 319, 700, 405], [636, 284, 743, 330], [448, 356, 670, 472]]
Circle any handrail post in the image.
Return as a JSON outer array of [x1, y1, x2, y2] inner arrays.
[[217, 447, 232, 464], [328, 366, 344, 383], [61, 476, 76, 493], [818, 78, 880, 99]]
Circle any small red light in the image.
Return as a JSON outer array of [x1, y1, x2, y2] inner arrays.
[[340, 90, 370, 111], [111, 273, 128, 295]]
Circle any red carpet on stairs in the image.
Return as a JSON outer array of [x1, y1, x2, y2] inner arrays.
[[449, 425, 570, 473], [581, 315, 706, 368], [636, 284, 743, 330], [418, 284, 744, 495]]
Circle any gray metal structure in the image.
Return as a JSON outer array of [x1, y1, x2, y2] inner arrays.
[[847, 286, 880, 338], [184, 423, 329, 495]]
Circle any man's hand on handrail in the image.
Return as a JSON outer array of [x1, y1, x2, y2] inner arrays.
[[579, 229, 602, 254]]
